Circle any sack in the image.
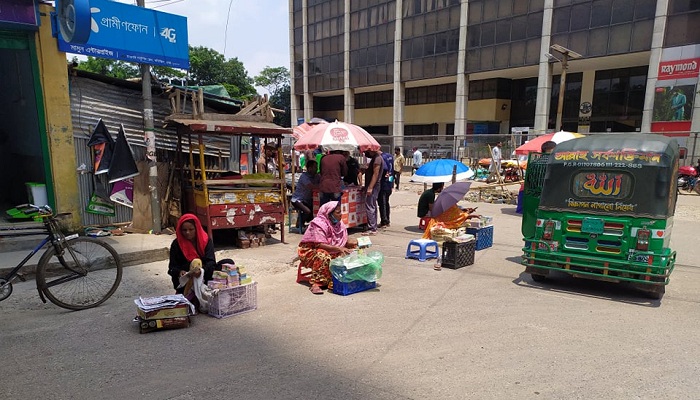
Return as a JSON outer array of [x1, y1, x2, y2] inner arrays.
[[330, 251, 384, 283]]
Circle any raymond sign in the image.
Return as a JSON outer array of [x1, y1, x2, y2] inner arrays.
[[658, 58, 700, 80], [55, 0, 189, 69]]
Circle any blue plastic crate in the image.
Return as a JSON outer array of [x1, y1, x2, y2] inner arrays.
[[466, 225, 494, 250], [332, 277, 377, 296]]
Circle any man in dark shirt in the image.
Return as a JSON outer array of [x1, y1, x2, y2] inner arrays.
[[363, 149, 384, 235], [417, 182, 444, 218], [342, 150, 360, 186], [319, 150, 348, 205]]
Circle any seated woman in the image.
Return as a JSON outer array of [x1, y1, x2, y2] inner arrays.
[[422, 205, 480, 240], [298, 201, 358, 294], [168, 214, 233, 296]]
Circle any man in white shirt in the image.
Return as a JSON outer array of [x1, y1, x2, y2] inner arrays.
[[489, 142, 502, 182], [412, 147, 423, 174]]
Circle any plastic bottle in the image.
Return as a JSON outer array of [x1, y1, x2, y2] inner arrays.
[[434, 255, 442, 271]]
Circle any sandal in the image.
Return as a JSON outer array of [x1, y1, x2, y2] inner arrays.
[[310, 285, 324, 295]]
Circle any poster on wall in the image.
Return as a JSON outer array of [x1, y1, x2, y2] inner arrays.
[[651, 44, 700, 133]]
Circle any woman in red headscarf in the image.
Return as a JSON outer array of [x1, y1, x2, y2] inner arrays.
[[167, 214, 233, 294]]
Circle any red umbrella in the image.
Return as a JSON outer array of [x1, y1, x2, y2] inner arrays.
[[515, 131, 584, 155], [293, 120, 381, 152], [292, 117, 328, 139]]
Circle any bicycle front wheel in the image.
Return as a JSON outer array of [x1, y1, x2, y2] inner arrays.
[[36, 237, 122, 310]]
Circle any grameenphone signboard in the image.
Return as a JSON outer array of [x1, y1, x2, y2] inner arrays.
[[56, 0, 189, 69]]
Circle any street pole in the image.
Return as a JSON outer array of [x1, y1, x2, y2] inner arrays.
[[137, 0, 161, 233], [555, 53, 568, 132]]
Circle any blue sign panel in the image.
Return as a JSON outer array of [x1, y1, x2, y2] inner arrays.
[[56, 0, 189, 69], [0, 0, 38, 28]]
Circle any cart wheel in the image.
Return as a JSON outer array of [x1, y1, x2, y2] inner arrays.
[[530, 273, 547, 283]]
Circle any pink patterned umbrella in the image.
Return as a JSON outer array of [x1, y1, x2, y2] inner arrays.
[[293, 120, 381, 152], [292, 117, 328, 139]]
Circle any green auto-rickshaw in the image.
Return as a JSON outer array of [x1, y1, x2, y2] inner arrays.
[[521, 134, 678, 299]]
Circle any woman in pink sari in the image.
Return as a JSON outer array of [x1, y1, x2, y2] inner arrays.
[[298, 201, 358, 294]]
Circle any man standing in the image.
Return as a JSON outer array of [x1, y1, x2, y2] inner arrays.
[[342, 150, 360, 186], [393, 147, 405, 190], [488, 141, 502, 182], [671, 89, 687, 121], [319, 150, 348, 205], [378, 151, 394, 228], [412, 147, 423, 174], [363, 148, 384, 235]]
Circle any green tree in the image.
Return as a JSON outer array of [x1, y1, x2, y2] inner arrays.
[[254, 66, 290, 95], [73, 56, 139, 79], [187, 45, 256, 99], [255, 66, 291, 127]]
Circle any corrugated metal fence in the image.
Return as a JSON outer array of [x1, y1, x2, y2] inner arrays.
[[70, 75, 232, 227]]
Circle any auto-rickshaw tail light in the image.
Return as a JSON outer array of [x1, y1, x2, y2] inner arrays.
[[543, 220, 555, 240], [636, 229, 650, 251]]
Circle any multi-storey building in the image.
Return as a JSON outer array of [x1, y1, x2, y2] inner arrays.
[[289, 0, 700, 149]]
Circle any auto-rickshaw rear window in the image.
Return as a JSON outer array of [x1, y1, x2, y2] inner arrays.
[[571, 170, 633, 200]]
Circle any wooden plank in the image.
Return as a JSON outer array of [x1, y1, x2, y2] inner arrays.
[[199, 113, 268, 122], [204, 179, 283, 185]]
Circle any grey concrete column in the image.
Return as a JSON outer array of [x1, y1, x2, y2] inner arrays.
[[454, 0, 469, 143], [343, 0, 354, 123], [289, 0, 300, 125], [302, 0, 313, 120], [392, 0, 405, 150], [534, 0, 555, 135], [641, 0, 669, 132]]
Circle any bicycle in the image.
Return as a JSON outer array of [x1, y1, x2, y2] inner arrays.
[[0, 205, 122, 310]]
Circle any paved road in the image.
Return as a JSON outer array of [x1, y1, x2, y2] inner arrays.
[[2, 186, 699, 399]]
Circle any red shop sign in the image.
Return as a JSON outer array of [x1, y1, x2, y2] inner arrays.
[[658, 58, 700, 80]]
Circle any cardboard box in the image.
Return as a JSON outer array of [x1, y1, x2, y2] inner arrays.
[[138, 316, 190, 333], [136, 303, 190, 320]]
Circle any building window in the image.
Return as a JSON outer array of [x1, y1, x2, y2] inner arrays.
[[591, 66, 647, 132], [405, 124, 439, 136], [406, 84, 457, 105]]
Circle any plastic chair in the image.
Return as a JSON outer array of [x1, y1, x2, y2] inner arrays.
[[405, 239, 439, 262], [419, 216, 432, 230]]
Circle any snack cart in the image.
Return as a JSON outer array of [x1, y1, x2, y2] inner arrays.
[[311, 186, 367, 228], [168, 117, 291, 243]]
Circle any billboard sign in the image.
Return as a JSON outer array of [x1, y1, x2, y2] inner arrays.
[[651, 46, 700, 133], [55, 0, 189, 69]]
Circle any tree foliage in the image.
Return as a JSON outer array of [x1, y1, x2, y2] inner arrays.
[[255, 66, 291, 127], [73, 56, 139, 80], [254, 66, 290, 95], [71, 45, 258, 100], [187, 46, 256, 99]]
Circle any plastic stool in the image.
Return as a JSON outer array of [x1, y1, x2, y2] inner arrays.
[[296, 261, 312, 283], [419, 216, 432, 230], [405, 239, 439, 262]]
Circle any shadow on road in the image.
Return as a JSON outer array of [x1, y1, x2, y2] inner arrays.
[[512, 271, 661, 308]]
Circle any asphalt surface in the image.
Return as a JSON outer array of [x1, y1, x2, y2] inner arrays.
[[1, 183, 699, 399]]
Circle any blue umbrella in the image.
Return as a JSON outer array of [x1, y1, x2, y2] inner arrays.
[[411, 159, 474, 183]]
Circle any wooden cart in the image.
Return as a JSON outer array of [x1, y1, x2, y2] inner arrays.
[[168, 117, 291, 244]]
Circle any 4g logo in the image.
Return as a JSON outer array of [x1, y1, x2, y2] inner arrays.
[[160, 27, 177, 43]]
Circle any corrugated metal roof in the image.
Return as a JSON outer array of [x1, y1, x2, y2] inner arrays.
[[69, 74, 234, 158]]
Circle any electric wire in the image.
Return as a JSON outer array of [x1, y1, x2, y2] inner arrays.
[[223, 0, 234, 56]]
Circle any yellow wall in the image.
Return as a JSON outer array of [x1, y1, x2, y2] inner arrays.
[[36, 4, 81, 228]]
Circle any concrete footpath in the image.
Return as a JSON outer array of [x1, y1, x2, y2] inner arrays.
[[2, 183, 700, 399]]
